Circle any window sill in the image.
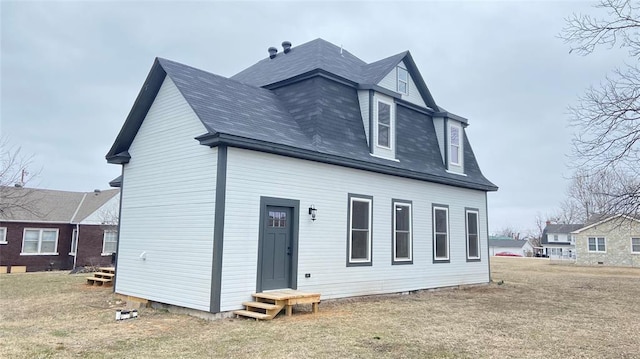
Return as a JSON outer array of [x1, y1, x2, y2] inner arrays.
[[466, 258, 481, 262], [445, 170, 467, 177], [433, 258, 450, 263], [20, 252, 59, 256], [0, 241, 7, 245], [392, 259, 413, 265], [370, 153, 400, 162], [347, 261, 372, 267], [101, 252, 115, 256], [69, 252, 76, 256]]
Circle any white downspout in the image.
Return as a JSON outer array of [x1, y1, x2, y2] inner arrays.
[[70, 193, 87, 271]]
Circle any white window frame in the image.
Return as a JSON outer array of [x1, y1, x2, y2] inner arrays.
[[631, 237, 640, 254], [553, 234, 558, 242], [348, 195, 373, 265], [466, 209, 480, 261], [69, 229, 78, 255], [21, 228, 59, 255], [392, 201, 412, 264], [376, 99, 393, 150], [449, 123, 462, 167], [0, 227, 7, 244], [397, 67, 408, 95], [433, 205, 450, 262], [588, 237, 606, 253], [102, 230, 118, 255]]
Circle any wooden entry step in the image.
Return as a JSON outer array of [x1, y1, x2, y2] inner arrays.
[[234, 289, 320, 321], [86, 267, 115, 287]]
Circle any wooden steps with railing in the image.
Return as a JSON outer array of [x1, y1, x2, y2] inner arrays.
[[234, 290, 320, 321], [86, 267, 115, 286]]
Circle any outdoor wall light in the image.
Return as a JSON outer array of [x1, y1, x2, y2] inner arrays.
[[308, 205, 317, 221]]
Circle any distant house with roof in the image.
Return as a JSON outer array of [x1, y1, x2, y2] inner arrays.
[[106, 38, 497, 315], [488, 237, 533, 256], [572, 215, 640, 267], [0, 187, 120, 272], [541, 222, 583, 259]]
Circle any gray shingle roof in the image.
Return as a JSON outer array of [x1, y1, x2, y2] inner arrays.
[[0, 187, 119, 223], [489, 239, 529, 248], [107, 38, 497, 192]]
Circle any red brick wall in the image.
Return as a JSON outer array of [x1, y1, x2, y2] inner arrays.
[[0, 222, 115, 271], [0, 222, 74, 271]]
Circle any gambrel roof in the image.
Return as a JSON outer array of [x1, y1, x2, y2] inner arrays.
[[107, 39, 497, 192]]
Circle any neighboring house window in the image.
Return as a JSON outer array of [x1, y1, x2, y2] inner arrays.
[[466, 209, 480, 260], [102, 231, 118, 255], [393, 200, 412, 264], [377, 100, 392, 148], [348, 195, 372, 265], [21, 228, 58, 255], [70, 229, 78, 255], [553, 234, 558, 242], [433, 205, 449, 262], [449, 124, 462, 166], [397, 67, 408, 95], [0, 227, 7, 244], [631, 238, 640, 253], [588, 237, 606, 252]]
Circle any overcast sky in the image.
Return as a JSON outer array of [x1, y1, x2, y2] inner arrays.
[[0, 1, 629, 234]]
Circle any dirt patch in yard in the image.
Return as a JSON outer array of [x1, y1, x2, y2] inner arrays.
[[1, 257, 639, 358]]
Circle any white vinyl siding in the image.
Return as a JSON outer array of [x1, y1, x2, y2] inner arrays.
[[393, 201, 412, 263], [358, 90, 370, 144], [116, 77, 217, 312], [0, 227, 6, 244], [21, 228, 58, 255], [102, 231, 118, 254], [377, 61, 427, 108], [221, 148, 488, 312]]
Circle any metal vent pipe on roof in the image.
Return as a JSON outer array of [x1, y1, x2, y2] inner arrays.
[[268, 47, 278, 59], [282, 41, 292, 54]]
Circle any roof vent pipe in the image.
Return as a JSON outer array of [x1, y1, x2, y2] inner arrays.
[[282, 41, 292, 54], [268, 47, 278, 59]]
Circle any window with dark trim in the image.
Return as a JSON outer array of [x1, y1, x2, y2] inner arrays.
[[433, 205, 449, 261], [393, 200, 412, 264], [348, 195, 373, 265], [466, 209, 480, 260]]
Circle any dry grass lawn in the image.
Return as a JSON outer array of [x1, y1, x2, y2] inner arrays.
[[1, 258, 639, 358]]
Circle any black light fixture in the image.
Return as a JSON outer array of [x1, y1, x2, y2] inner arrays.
[[308, 205, 317, 221]]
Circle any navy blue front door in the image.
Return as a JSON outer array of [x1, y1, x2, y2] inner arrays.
[[261, 206, 292, 290]]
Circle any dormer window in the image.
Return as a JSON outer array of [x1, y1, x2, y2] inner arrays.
[[397, 67, 408, 95], [449, 123, 462, 166], [377, 101, 391, 148]]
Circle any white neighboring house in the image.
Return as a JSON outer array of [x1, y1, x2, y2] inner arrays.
[[541, 222, 583, 259], [489, 238, 533, 256], [106, 39, 498, 315]]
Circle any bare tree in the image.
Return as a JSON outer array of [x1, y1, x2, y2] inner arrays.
[[560, 0, 640, 219], [0, 137, 41, 218]]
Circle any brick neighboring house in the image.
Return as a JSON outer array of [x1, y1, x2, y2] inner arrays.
[[572, 215, 640, 267], [0, 187, 120, 272]]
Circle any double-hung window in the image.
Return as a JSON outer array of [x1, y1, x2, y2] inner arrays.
[[0, 227, 7, 244], [631, 238, 640, 253], [393, 200, 412, 264], [449, 124, 462, 166], [466, 209, 480, 261], [433, 205, 449, 262], [21, 228, 58, 255], [102, 231, 118, 255], [348, 195, 373, 266], [588, 237, 606, 252], [397, 67, 408, 95], [377, 101, 391, 148]]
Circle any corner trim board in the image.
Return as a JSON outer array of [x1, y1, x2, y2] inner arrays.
[[112, 166, 125, 291], [210, 146, 227, 313]]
